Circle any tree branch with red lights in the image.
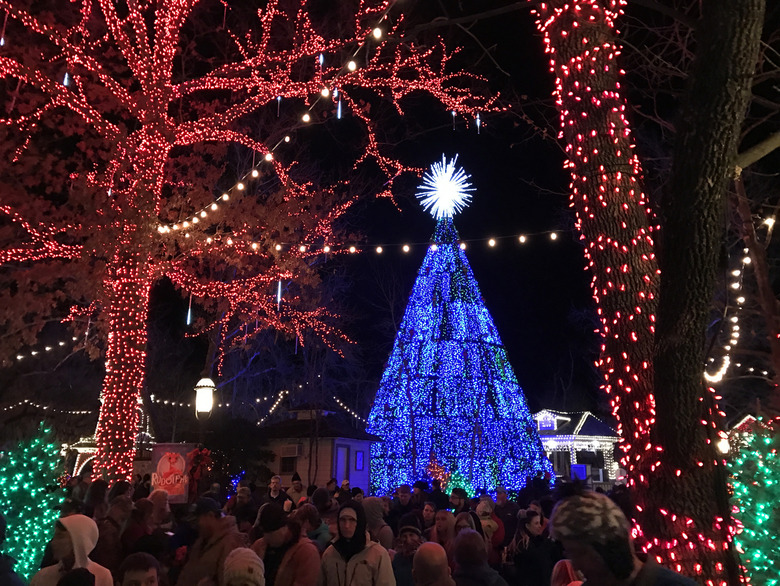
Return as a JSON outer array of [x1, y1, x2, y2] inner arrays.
[[0, 0, 492, 482]]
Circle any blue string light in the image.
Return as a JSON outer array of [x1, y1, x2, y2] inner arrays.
[[368, 159, 553, 494]]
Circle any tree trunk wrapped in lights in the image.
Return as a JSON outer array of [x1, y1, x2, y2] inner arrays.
[[532, 0, 764, 583], [0, 0, 493, 482]]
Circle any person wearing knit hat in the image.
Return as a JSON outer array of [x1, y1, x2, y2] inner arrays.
[[251, 503, 319, 586], [287, 474, 305, 507], [320, 500, 395, 586], [224, 548, 265, 586], [549, 488, 696, 586], [392, 513, 425, 586]]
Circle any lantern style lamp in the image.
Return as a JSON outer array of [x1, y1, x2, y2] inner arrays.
[[194, 377, 216, 419]]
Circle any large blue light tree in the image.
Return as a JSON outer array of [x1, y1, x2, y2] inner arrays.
[[368, 156, 553, 495]]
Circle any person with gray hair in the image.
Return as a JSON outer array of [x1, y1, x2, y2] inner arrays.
[[549, 488, 696, 585]]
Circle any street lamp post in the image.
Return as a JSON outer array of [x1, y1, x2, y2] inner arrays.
[[194, 377, 215, 444]]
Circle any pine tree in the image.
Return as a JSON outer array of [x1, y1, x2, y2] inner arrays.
[[0, 424, 61, 580], [368, 158, 552, 495], [730, 417, 780, 586]]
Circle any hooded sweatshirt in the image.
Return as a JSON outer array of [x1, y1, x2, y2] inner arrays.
[[362, 497, 394, 550], [30, 515, 113, 586]]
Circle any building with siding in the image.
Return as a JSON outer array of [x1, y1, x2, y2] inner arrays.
[[261, 409, 381, 492]]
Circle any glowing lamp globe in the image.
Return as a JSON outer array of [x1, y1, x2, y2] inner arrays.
[[195, 378, 216, 416]]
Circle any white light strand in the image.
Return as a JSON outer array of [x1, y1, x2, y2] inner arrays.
[[333, 395, 366, 422], [13, 337, 79, 362], [149, 393, 273, 410], [704, 247, 753, 383], [258, 389, 289, 425], [153, 228, 565, 259], [1, 399, 94, 415]]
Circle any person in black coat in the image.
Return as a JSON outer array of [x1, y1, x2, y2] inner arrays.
[[505, 510, 560, 586]]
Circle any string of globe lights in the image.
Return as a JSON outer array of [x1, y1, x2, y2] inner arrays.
[[11, 337, 78, 362], [0, 399, 94, 415], [703, 248, 751, 383], [149, 388, 366, 424], [149, 392, 275, 410]]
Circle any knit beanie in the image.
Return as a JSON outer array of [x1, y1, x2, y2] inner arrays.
[[549, 490, 634, 579], [223, 548, 265, 586], [549, 490, 629, 545]]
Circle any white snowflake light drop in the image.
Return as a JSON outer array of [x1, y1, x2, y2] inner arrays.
[[416, 155, 475, 219]]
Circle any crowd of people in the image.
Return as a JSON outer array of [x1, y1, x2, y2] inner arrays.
[[0, 472, 698, 586]]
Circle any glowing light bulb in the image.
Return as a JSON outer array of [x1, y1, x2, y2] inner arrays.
[[321, 87, 330, 97], [372, 27, 382, 39], [200, 211, 207, 218], [764, 217, 775, 227], [302, 113, 311, 122], [211, 203, 218, 211], [251, 242, 258, 250], [550, 232, 558, 240], [488, 238, 496, 247], [222, 193, 229, 201], [402, 244, 410, 252], [519, 235, 526, 243], [347, 60, 357, 71], [251, 169, 259, 177], [299, 245, 306, 252], [191, 217, 199, 223], [275, 244, 282, 251], [349, 245, 357, 253], [182, 221, 189, 228], [237, 182, 245, 190], [431, 244, 438, 251], [460, 242, 466, 250], [323, 245, 331, 253], [376, 246, 383, 254], [284, 136, 291, 142], [264, 153, 273, 161]]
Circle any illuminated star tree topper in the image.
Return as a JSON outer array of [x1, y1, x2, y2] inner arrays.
[[416, 155, 475, 219]]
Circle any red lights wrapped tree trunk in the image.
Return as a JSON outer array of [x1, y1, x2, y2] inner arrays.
[[95, 257, 151, 480], [0, 0, 489, 482], [533, 0, 764, 582]]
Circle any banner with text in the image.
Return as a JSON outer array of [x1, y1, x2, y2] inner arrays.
[[151, 443, 196, 504]]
